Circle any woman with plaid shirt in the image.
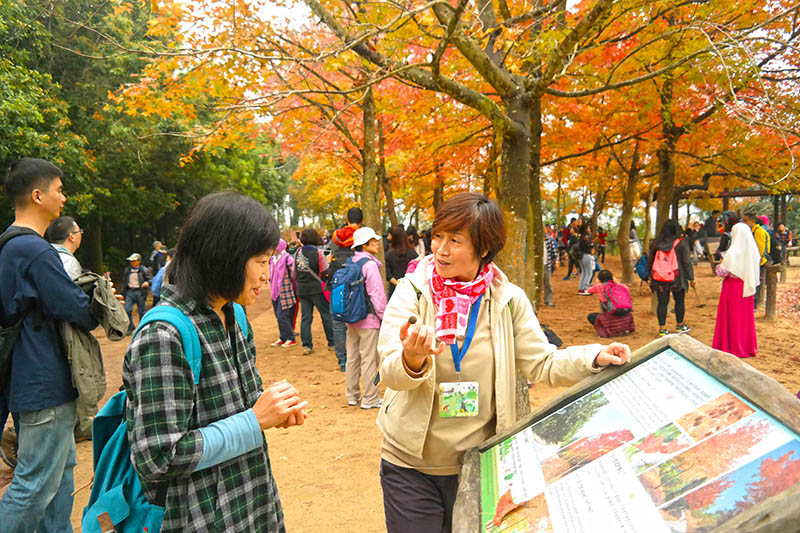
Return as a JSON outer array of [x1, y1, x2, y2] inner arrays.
[[123, 192, 308, 532]]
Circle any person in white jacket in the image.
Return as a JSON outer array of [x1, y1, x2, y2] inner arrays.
[[376, 192, 631, 533]]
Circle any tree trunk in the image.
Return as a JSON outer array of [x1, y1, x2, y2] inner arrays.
[[556, 174, 563, 226], [433, 164, 445, 214], [643, 181, 655, 251], [527, 97, 544, 307], [618, 146, 640, 285], [483, 131, 500, 197], [589, 184, 608, 240], [655, 75, 680, 235], [494, 94, 531, 291], [361, 87, 387, 284], [378, 121, 398, 228]]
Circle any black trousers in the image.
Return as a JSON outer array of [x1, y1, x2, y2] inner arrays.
[[380, 459, 459, 533], [656, 287, 685, 326]]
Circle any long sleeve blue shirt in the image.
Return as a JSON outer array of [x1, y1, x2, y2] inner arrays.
[[0, 227, 98, 412]]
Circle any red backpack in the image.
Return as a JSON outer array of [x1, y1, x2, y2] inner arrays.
[[651, 239, 681, 282]]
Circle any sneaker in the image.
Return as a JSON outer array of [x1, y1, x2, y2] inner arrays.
[[658, 328, 669, 337], [302, 346, 314, 355], [675, 324, 691, 334], [578, 290, 590, 296], [544, 302, 555, 307], [347, 399, 359, 406], [281, 340, 297, 347], [270, 339, 284, 347], [360, 400, 383, 410]]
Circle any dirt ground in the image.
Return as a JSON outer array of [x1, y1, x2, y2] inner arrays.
[[1, 254, 799, 532]]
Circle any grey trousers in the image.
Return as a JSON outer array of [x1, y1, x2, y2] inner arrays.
[[345, 327, 380, 404], [543, 268, 553, 305]]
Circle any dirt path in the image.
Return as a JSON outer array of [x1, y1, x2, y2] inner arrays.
[[1, 254, 799, 531]]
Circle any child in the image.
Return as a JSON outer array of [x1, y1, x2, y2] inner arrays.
[[587, 270, 635, 337]]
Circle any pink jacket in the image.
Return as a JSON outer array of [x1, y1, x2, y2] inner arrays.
[[587, 282, 609, 303], [348, 251, 387, 329]]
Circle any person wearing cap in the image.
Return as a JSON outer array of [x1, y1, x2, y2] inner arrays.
[[121, 252, 153, 334], [346, 226, 388, 409]]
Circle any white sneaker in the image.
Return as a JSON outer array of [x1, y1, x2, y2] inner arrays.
[[347, 399, 359, 406], [270, 339, 284, 347], [360, 400, 383, 410]]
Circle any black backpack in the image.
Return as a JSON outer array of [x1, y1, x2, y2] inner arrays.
[[0, 227, 43, 393], [765, 227, 783, 264]]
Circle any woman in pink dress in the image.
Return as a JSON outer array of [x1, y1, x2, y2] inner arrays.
[[713, 222, 760, 358]]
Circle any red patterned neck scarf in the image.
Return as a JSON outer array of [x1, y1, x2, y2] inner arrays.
[[428, 262, 494, 345]]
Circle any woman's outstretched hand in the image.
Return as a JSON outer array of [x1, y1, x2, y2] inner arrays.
[[593, 342, 631, 368], [253, 380, 308, 430], [400, 318, 446, 372]]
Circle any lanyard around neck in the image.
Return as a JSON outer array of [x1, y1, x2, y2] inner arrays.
[[450, 293, 483, 374]]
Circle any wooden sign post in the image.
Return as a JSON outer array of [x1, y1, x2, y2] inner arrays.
[[453, 335, 800, 532]]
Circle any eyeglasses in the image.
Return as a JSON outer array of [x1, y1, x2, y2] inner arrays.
[[71, 229, 84, 235]]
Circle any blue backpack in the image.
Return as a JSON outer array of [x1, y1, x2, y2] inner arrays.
[[634, 255, 649, 282], [82, 303, 248, 533], [330, 257, 374, 323]]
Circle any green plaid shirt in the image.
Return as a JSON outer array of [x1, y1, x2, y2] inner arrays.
[[122, 285, 285, 532]]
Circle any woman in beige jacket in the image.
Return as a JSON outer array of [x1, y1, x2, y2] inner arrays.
[[376, 192, 630, 533]]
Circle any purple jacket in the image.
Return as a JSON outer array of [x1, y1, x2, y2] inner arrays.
[[349, 251, 387, 329]]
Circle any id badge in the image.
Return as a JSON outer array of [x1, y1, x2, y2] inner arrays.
[[439, 381, 479, 417]]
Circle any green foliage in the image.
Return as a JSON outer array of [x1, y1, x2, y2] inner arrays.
[[0, 0, 292, 271]]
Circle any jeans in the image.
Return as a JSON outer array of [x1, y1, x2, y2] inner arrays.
[[124, 288, 147, 330], [272, 299, 296, 342], [299, 293, 335, 349], [332, 318, 347, 368], [578, 254, 594, 291], [0, 401, 77, 533], [656, 287, 686, 326], [566, 255, 576, 278]]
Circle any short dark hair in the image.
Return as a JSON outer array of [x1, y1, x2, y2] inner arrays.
[[166, 191, 279, 303], [432, 192, 506, 268], [45, 216, 77, 244], [300, 228, 321, 246], [598, 270, 614, 283], [346, 207, 363, 225], [4, 158, 63, 205]]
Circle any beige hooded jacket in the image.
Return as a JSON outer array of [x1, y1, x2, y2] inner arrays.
[[376, 255, 604, 461]]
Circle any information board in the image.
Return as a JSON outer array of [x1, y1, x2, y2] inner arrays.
[[479, 347, 800, 533]]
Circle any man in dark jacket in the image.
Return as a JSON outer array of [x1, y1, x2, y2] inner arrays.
[[0, 158, 98, 532], [121, 252, 152, 334]]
